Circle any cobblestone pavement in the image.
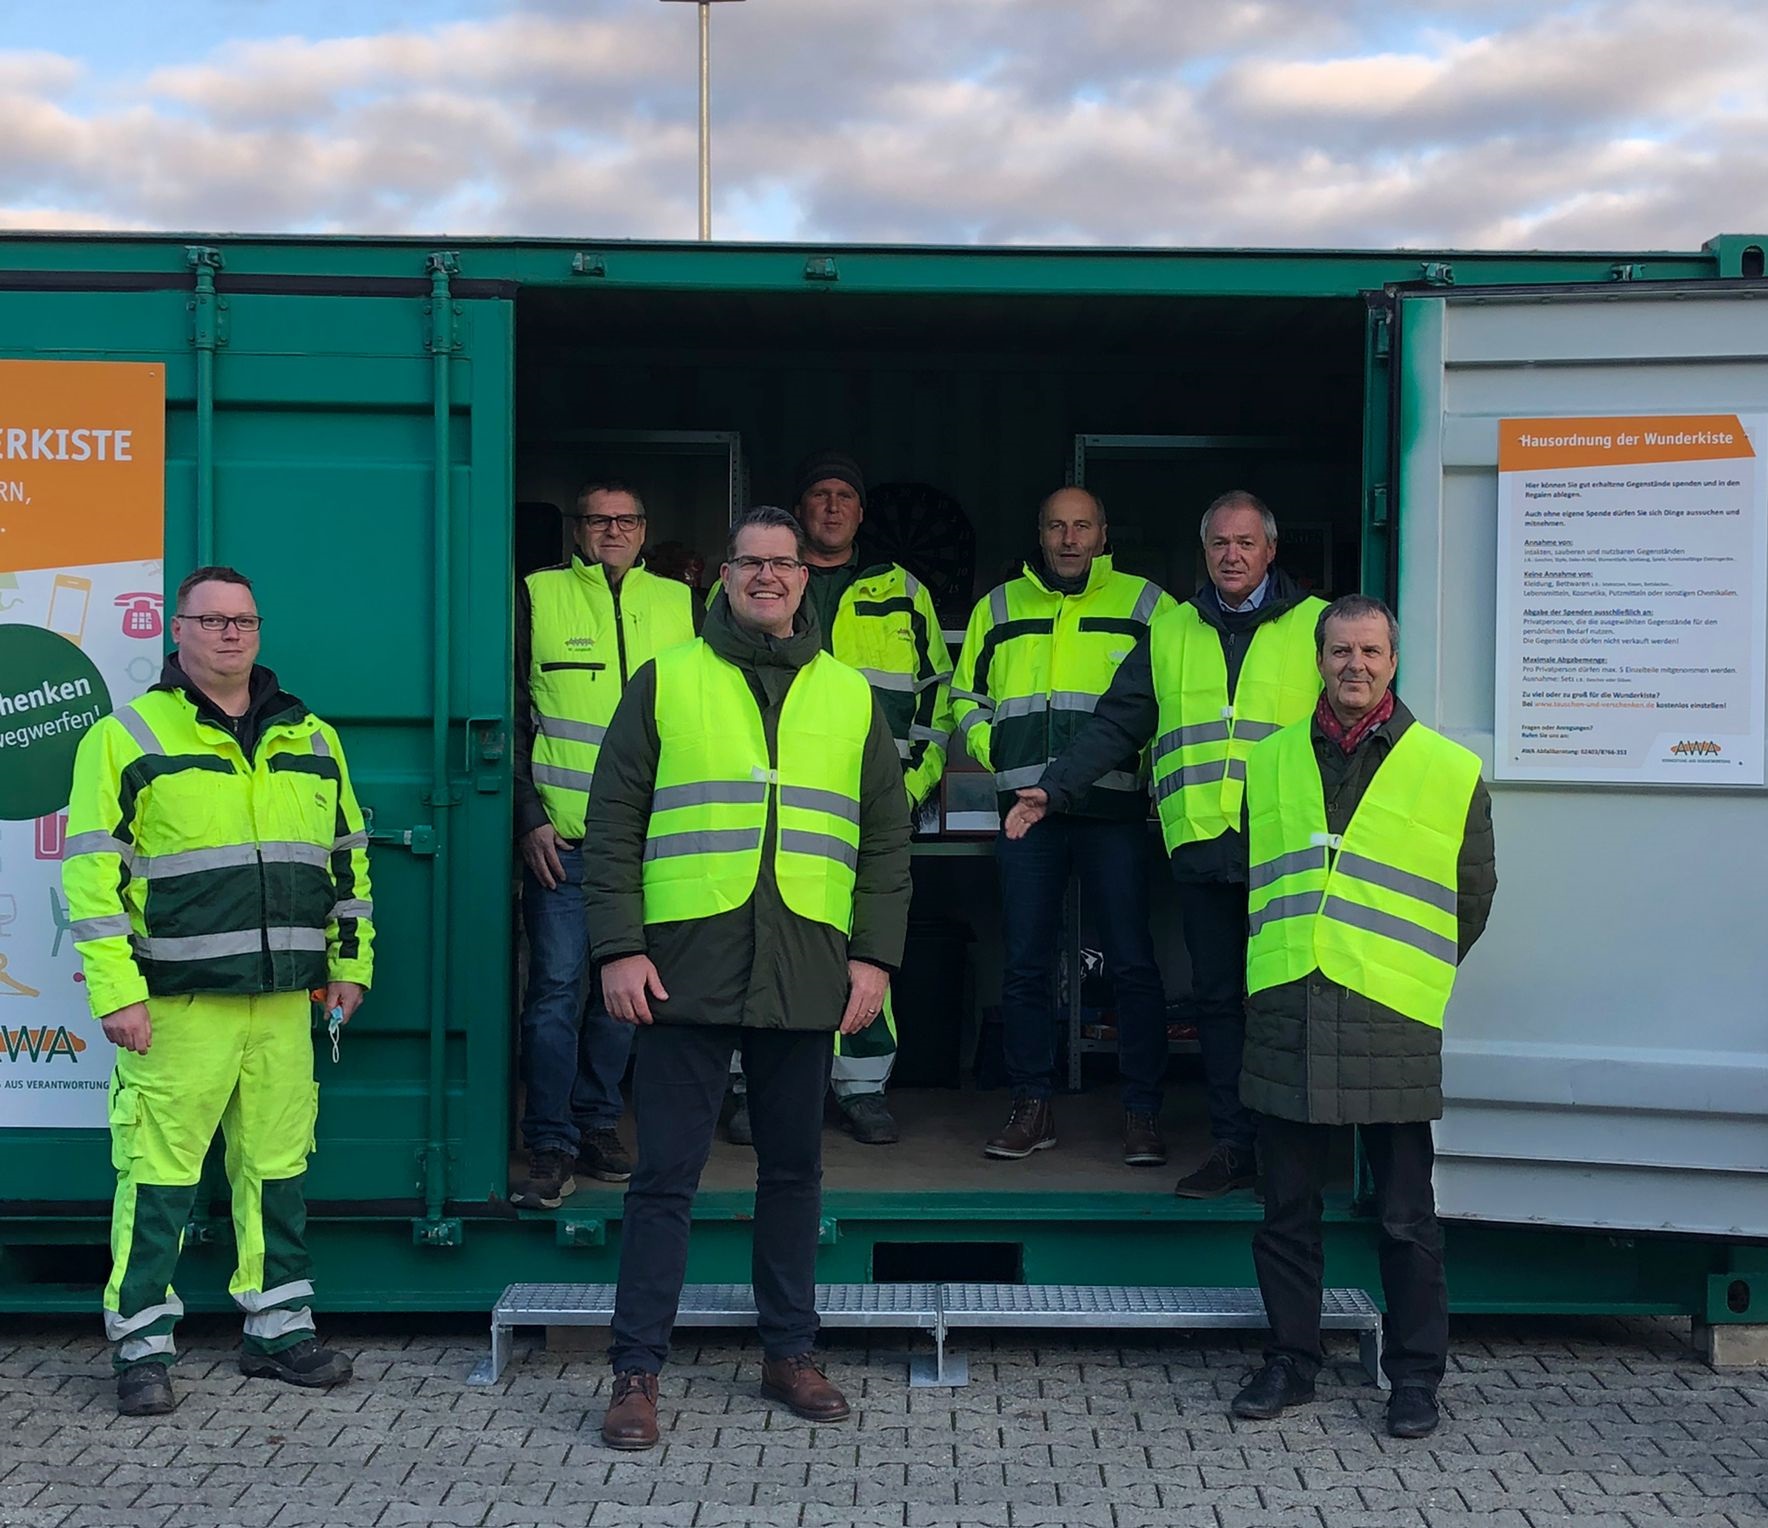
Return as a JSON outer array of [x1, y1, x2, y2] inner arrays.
[[3, 1313, 1765, 1528]]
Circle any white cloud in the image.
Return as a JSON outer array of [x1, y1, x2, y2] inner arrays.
[[0, 1, 1765, 248]]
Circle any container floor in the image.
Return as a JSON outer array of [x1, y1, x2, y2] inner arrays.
[[505, 1085, 1352, 1200]]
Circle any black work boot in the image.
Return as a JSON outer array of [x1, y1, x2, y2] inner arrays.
[[1387, 1385, 1440, 1438], [511, 1147, 577, 1208], [839, 1093, 900, 1145], [726, 1092, 753, 1146], [239, 1336, 353, 1389], [983, 1097, 1056, 1159], [1123, 1111, 1167, 1166], [1172, 1142, 1257, 1199], [576, 1127, 634, 1183], [116, 1362, 177, 1416], [1231, 1357, 1315, 1420]]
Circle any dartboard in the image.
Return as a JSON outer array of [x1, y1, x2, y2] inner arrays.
[[859, 481, 977, 619]]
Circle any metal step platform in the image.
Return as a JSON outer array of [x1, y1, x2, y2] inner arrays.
[[468, 1281, 1384, 1390]]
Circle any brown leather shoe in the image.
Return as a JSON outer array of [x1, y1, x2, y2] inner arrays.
[[601, 1369, 660, 1449], [983, 1097, 1056, 1159], [1123, 1111, 1167, 1167], [759, 1353, 851, 1422]]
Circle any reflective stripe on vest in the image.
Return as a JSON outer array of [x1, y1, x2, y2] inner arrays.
[[527, 561, 695, 839], [1244, 719, 1482, 1029], [968, 556, 1167, 792], [642, 641, 873, 932], [1149, 596, 1325, 853]]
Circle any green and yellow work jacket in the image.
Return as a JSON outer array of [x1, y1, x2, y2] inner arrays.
[[950, 555, 1175, 821], [64, 662, 375, 1017], [518, 557, 697, 841]]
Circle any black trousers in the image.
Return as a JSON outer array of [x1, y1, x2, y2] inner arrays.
[[1172, 878, 1254, 1152], [1253, 1114, 1448, 1390], [610, 1023, 832, 1374]]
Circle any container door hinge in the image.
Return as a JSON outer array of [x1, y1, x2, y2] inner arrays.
[[803, 255, 839, 283], [556, 1218, 607, 1248], [425, 251, 461, 353], [412, 1217, 464, 1247], [1370, 306, 1391, 358], [571, 252, 607, 278], [1610, 263, 1644, 282], [367, 821, 438, 855], [186, 246, 229, 349], [1420, 261, 1455, 287]]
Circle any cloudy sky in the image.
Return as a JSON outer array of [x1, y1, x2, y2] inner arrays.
[[2, 0, 1763, 250]]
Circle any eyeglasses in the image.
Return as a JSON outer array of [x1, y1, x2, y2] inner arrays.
[[572, 513, 645, 533], [178, 613, 262, 632], [729, 555, 804, 578]]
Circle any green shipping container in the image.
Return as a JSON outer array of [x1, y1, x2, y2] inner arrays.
[[2, 232, 1765, 1329]]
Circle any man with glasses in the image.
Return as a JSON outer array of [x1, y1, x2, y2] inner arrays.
[[513, 481, 697, 1207], [64, 565, 373, 1415], [587, 506, 910, 1448]]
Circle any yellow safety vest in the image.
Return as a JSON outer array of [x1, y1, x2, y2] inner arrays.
[[64, 686, 374, 1014], [642, 640, 874, 933], [950, 556, 1173, 803], [1245, 719, 1481, 1029], [527, 560, 695, 839], [1149, 596, 1325, 853]]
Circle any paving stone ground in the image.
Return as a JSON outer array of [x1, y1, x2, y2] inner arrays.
[[3, 1313, 1765, 1527]]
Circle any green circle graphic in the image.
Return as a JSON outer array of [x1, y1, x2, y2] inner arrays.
[[0, 625, 113, 820]]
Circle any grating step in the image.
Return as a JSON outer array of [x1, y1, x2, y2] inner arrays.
[[468, 1281, 1384, 1390]]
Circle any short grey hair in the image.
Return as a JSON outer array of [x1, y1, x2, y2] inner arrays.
[[726, 505, 807, 563], [1315, 594, 1399, 655], [1199, 489, 1277, 546]]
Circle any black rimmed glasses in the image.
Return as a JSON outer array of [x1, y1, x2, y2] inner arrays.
[[729, 555, 804, 578], [572, 513, 646, 533], [178, 613, 263, 632]]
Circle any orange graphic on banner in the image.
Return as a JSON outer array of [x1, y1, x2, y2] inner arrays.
[[0, 361, 165, 574], [1499, 415, 1756, 473]]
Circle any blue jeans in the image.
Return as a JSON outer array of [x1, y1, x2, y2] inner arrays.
[[519, 844, 634, 1155], [996, 815, 1168, 1115]]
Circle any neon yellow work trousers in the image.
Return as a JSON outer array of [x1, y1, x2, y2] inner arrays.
[[104, 990, 319, 1370]]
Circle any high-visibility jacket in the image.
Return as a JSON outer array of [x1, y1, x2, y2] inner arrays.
[[527, 559, 695, 839], [64, 687, 375, 1016], [828, 564, 955, 808], [950, 555, 1174, 819], [1149, 596, 1326, 853], [1245, 718, 1482, 1029], [641, 639, 875, 934]]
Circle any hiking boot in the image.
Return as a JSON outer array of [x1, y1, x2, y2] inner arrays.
[[239, 1337, 353, 1389], [601, 1369, 661, 1449], [1123, 1111, 1167, 1167], [576, 1127, 634, 1183], [759, 1353, 850, 1421], [116, 1362, 176, 1416], [839, 1093, 900, 1145], [511, 1148, 576, 1208], [1231, 1357, 1315, 1420], [983, 1097, 1056, 1159], [1387, 1385, 1440, 1438], [1172, 1142, 1257, 1199], [726, 1092, 753, 1146]]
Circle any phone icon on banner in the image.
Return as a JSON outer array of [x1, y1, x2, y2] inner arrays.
[[47, 574, 92, 646], [115, 591, 164, 639]]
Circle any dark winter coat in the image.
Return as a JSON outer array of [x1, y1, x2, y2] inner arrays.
[[581, 592, 911, 1031], [1238, 696, 1497, 1125]]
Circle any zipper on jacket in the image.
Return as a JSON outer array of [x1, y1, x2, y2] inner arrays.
[[613, 580, 630, 683]]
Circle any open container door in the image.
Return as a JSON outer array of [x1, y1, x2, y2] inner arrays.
[[0, 252, 515, 1248], [1392, 279, 1768, 1238]]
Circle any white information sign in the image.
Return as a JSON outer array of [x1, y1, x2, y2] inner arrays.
[[1495, 413, 1768, 785]]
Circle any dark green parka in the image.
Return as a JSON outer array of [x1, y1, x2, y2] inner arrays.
[[1238, 697, 1497, 1125], [582, 592, 912, 1030]]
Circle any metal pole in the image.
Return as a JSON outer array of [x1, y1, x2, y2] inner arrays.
[[698, 0, 711, 240]]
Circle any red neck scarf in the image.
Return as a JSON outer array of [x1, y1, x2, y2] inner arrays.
[[1315, 690, 1395, 755]]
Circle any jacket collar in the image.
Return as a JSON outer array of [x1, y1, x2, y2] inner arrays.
[[1022, 552, 1116, 598], [569, 551, 647, 594]]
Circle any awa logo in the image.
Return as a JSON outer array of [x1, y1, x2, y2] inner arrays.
[[565, 637, 597, 649], [1670, 740, 1722, 756], [0, 1025, 89, 1062]]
